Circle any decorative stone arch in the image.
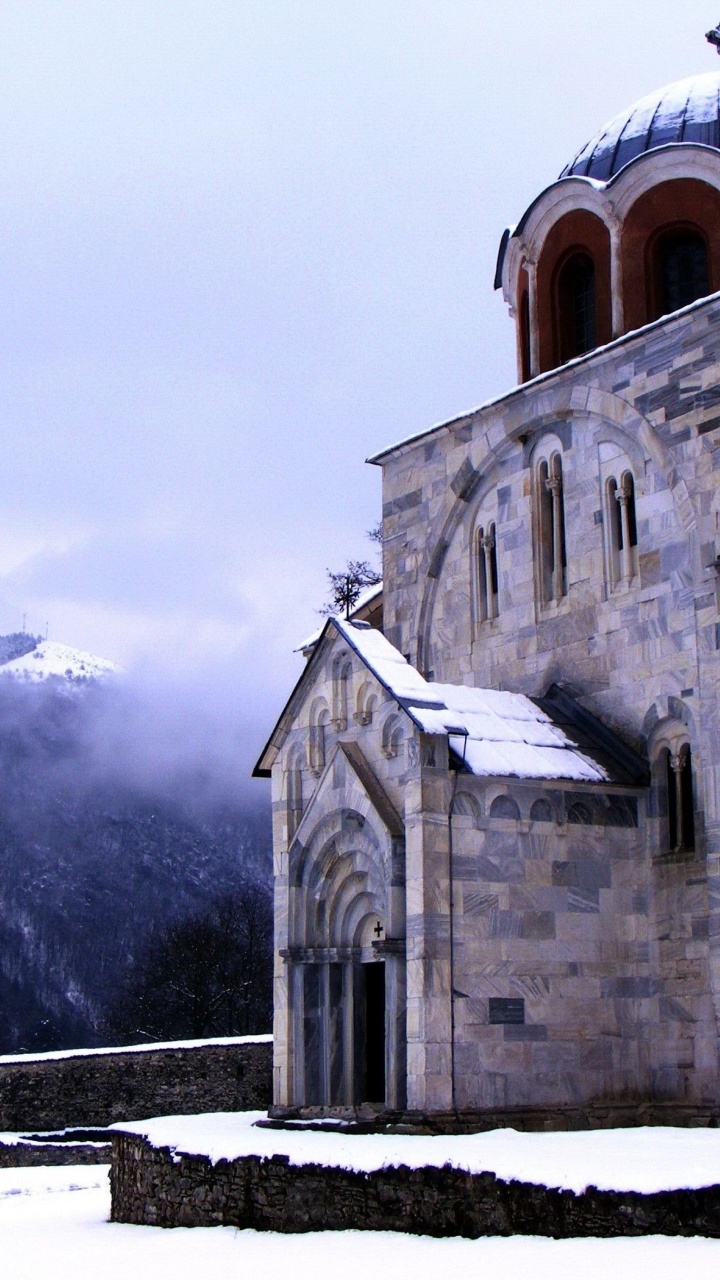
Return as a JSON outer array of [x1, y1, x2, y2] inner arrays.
[[381, 711, 405, 759], [287, 789, 405, 1111], [414, 382, 694, 674], [354, 679, 378, 726], [489, 793, 521, 821], [453, 789, 483, 826]]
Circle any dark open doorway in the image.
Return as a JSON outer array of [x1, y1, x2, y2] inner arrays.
[[362, 961, 385, 1104]]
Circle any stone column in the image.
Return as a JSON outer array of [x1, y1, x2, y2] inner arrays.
[[616, 484, 633, 586], [482, 530, 497, 620], [527, 259, 540, 377], [404, 732, 453, 1114], [546, 471, 564, 602], [271, 763, 292, 1107], [609, 214, 625, 339]]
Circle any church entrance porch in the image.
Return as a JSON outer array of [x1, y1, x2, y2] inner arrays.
[[296, 956, 391, 1110]]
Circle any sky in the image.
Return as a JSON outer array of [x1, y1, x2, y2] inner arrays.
[[0, 0, 716, 769]]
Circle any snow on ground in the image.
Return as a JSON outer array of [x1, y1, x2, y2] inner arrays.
[[2, 1164, 720, 1280], [0, 639, 118, 682], [0, 1033, 271, 1067], [112, 1111, 720, 1196]]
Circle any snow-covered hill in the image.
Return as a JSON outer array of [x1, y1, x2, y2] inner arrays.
[[0, 640, 118, 683]]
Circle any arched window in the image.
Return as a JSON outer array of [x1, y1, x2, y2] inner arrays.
[[476, 522, 499, 623], [331, 654, 352, 731], [605, 469, 638, 589], [530, 798, 554, 822], [657, 231, 709, 318], [309, 703, 330, 775], [287, 750, 304, 840], [489, 794, 520, 820], [556, 252, 597, 363], [536, 451, 567, 605], [663, 743, 695, 853]]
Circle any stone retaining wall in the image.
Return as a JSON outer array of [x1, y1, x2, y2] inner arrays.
[[0, 1039, 272, 1131], [110, 1131, 720, 1238], [0, 1139, 111, 1168]]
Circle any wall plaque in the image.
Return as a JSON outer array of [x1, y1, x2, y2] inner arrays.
[[489, 997, 525, 1025]]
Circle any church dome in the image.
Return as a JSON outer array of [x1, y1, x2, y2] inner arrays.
[[562, 71, 720, 182]]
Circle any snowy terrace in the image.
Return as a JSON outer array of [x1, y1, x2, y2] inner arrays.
[[111, 1111, 720, 1197]]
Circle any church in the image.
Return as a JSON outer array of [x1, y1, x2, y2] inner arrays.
[[255, 56, 720, 1124]]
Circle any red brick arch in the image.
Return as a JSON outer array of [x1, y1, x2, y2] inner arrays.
[[535, 210, 612, 373], [622, 178, 720, 330]]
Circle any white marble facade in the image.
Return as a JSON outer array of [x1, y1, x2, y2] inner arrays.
[[256, 77, 720, 1121]]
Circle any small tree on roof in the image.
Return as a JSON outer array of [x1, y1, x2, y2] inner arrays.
[[320, 560, 381, 620]]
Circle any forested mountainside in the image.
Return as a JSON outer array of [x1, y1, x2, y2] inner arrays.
[[0, 639, 272, 1053]]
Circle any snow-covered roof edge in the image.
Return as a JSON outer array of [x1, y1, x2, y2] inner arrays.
[[254, 616, 645, 785]]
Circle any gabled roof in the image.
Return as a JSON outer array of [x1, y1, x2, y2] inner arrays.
[[253, 618, 646, 787]]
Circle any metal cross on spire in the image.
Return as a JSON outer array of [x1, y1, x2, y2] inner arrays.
[[706, 20, 720, 52]]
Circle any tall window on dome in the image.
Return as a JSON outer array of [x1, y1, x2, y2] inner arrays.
[[657, 231, 709, 318], [556, 252, 597, 362]]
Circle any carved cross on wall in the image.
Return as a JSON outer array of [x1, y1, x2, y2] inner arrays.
[[706, 22, 720, 52], [374, 921, 384, 937]]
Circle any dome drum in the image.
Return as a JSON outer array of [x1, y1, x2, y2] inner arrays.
[[499, 73, 720, 382]]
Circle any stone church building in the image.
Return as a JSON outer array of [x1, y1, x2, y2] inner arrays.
[[255, 65, 720, 1124]]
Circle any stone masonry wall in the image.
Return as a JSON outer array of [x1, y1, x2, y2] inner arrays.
[[111, 1131, 720, 1238], [0, 1039, 272, 1131]]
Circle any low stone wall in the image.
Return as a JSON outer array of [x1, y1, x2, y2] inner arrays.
[[0, 1139, 111, 1168], [0, 1038, 272, 1131], [110, 1132, 720, 1238]]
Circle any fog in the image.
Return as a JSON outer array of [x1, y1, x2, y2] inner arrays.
[[0, 1, 714, 776]]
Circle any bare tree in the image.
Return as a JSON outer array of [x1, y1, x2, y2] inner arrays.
[[107, 882, 272, 1042], [320, 560, 381, 620]]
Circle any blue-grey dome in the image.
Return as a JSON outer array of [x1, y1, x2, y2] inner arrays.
[[562, 72, 720, 181]]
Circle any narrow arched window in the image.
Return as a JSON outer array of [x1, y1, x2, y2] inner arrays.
[[605, 470, 638, 589], [659, 232, 709, 317], [476, 523, 499, 623], [332, 655, 352, 731], [287, 752, 304, 840], [309, 705, 330, 775], [537, 452, 566, 604], [557, 252, 596, 362], [663, 743, 696, 853]]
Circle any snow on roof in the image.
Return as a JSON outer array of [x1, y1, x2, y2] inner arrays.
[[111, 1110, 720, 1195], [334, 619, 607, 783], [0, 640, 119, 683]]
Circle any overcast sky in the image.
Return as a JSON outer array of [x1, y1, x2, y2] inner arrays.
[[0, 1, 716, 756]]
